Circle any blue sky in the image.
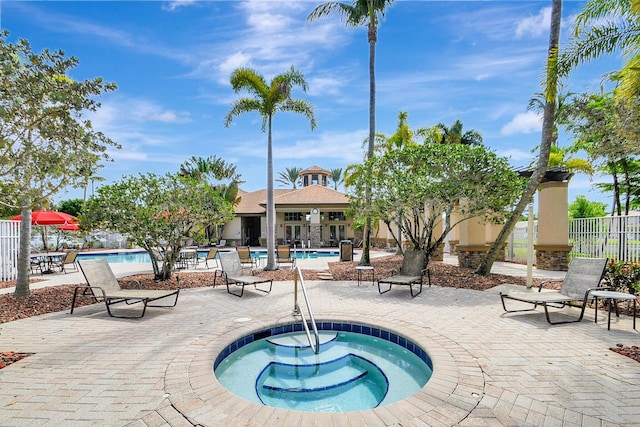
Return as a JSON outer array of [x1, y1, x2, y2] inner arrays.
[[2, 1, 624, 208]]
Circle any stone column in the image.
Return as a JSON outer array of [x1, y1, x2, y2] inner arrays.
[[534, 181, 571, 270], [456, 210, 488, 269]]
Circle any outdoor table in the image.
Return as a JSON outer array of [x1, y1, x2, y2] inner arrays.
[[591, 290, 637, 330], [177, 248, 198, 269], [356, 266, 375, 286], [30, 252, 65, 274]]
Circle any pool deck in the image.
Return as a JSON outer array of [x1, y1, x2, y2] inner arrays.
[[0, 251, 638, 426]]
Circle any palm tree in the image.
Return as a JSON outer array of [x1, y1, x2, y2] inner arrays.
[[308, 0, 394, 266], [225, 67, 316, 270], [179, 155, 242, 183], [330, 168, 344, 190], [527, 88, 574, 145], [476, 0, 562, 276], [179, 156, 243, 243], [561, 0, 640, 70], [276, 167, 302, 189], [431, 119, 483, 145]]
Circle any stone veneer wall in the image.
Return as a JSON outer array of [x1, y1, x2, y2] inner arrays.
[[431, 244, 444, 261], [534, 245, 571, 271], [309, 225, 322, 248], [448, 240, 459, 255], [456, 245, 489, 269]]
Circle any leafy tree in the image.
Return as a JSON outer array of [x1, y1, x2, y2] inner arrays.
[[56, 198, 84, 218], [276, 167, 302, 189], [346, 142, 524, 264], [566, 91, 640, 214], [178, 155, 242, 243], [82, 173, 234, 280], [330, 168, 344, 190], [308, 0, 395, 266], [569, 195, 607, 218], [476, 0, 562, 275], [224, 67, 316, 270], [0, 32, 119, 296]]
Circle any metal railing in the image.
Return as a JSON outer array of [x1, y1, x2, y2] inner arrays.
[[292, 265, 320, 354]]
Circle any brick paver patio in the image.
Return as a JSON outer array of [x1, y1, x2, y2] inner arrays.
[[0, 270, 638, 426]]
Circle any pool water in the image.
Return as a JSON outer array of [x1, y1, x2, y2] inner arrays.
[[214, 328, 432, 412], [77, 249, 339, 263]]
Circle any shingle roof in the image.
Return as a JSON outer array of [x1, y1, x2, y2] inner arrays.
[[234, 185, 349, 214], [300, 165, 330, 175]]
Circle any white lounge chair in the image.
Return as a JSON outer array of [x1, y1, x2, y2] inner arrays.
[[71, 259, 179, 318], [214, 251, 272, 297]]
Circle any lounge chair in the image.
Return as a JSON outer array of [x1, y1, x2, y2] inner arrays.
[[276, 245, 296, 269], [378, 250, 431, 297], [199, 247, 219, 269], [214, 251, 272, 297], [71, 259, 179, 318], [236, 246, 257, 269], [500, 257, 609, 325]]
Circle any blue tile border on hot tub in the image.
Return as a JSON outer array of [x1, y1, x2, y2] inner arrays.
[[214, 321, 434, 371]]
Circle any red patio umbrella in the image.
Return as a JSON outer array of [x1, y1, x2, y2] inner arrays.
[[57, 223, 80, 231], [10, 210, 78, 226]]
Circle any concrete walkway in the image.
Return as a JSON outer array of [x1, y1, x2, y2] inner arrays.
[[1, 252, 638, 426]]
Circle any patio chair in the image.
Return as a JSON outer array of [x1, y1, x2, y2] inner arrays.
[[214, 251, 272, 297], [57, 250, 79, 273], [236, 246, 257, 269], [500, 257, 610, 325], [378, 250, 431, 298], [71, 259, 179, 319], [276, 245, 296, 269], [30, 256, 44, 275], [199, 247, 219, 269]]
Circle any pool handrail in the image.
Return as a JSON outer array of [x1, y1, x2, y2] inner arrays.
[[292, 266, 320, 354]]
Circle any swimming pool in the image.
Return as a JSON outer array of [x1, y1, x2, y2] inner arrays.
[[77, 249, 340, 263], [214, 322, 433, 412]]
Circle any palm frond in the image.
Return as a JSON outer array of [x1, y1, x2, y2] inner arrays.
[[224, 98, 262, 128], [278, 99, 317, 130], [229, 68, 268, 97]]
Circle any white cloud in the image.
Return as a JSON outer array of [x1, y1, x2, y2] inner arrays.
[[499, 148, 535, 162], [307, 75, 347, 97], [218, 52, 253, 77], [515, 6, 551, 39], [162, 0, 199, 12], [501, 111, 542, 136], [275, 130, 368, 162]]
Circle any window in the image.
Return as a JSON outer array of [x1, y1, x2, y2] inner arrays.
[[328, 212, 346, 221], [284, 212, 303, 221]]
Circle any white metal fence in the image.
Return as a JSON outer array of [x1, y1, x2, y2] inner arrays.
[[569, 215, 640, 263], [0, 220, 20, 281], [505, 215, 640, 264]]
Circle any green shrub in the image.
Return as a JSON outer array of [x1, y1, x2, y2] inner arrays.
[[603, 260, 640, 295]]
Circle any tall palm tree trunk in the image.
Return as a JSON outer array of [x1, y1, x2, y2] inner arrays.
[[361, 20, 378, 266], [476, 0, 561, 276], [265, 115, 277, 270]]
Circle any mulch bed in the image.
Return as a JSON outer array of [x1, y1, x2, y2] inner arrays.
[[1, 255, 637, 368]]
